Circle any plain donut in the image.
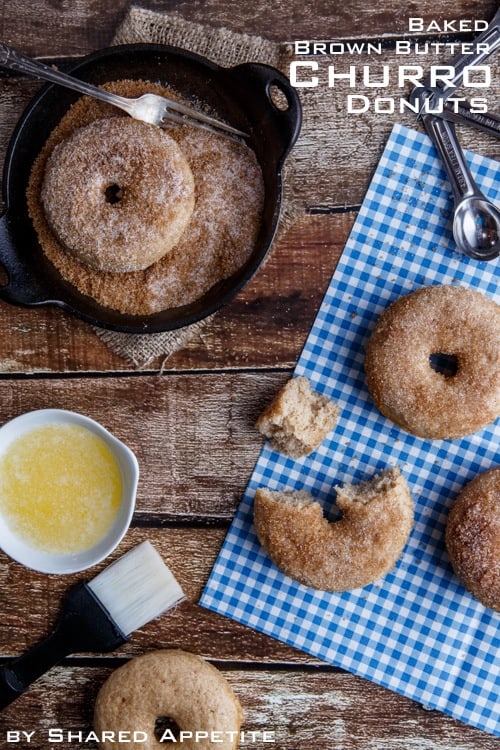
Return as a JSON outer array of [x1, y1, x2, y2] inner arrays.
[[41, 117, 195, 273], [364, 285, 500, 439], [253, 467, 414, 591], [94, 650, 243, 750], [446, 467, 500, 611]]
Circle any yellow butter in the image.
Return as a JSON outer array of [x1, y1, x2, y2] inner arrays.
[[0, 423, 122, 554]]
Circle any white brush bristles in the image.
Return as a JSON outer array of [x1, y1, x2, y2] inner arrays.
[[88, 541, 185, 636]]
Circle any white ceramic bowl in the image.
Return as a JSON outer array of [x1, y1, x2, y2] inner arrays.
[[0, 409, 139, 574]]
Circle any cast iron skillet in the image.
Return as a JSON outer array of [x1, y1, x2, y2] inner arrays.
[[0, 43, 301, 333]]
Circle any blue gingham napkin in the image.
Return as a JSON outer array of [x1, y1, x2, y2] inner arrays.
[[200, 123, 500, 736]]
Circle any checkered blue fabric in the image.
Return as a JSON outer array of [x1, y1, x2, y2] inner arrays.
[[200, 123, 500, 736]]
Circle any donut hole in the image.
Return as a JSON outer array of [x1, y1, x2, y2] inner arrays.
[[429, 352, 459, 378], [104, 183, 123, 204], [327, 497, 343, 523], [154, 716, 181, 743]]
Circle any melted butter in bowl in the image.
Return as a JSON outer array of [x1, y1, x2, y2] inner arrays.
[[0, 410, 138, 573], [0, 423, 123, 554]]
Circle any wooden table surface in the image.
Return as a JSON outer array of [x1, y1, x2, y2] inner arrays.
[[0, 1, 498, 748]]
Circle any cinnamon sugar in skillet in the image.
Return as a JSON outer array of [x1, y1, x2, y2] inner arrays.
[[27, 80, 264, 315]]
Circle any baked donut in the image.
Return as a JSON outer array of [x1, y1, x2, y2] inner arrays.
[[41, 117, 195, 273], [94, 650, 243, 750], [253, 467, 414, 591], [364, 285, 500, 439], [255, 376, 339, 458], [445, 467, 500, 611]]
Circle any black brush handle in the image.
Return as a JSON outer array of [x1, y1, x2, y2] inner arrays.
[[0, 626, 74, 707], [0, 582, 127, 710]]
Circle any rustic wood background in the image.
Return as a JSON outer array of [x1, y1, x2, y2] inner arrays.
[[0, 1, 498, 748]]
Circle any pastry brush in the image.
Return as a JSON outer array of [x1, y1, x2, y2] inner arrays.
[[0, 541, 184, 710]]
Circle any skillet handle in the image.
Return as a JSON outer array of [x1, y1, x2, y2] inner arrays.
[[0, 213, 49, 305], [230, 63, 302, 161]]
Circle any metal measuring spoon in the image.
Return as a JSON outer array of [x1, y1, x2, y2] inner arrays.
[[412, 9, 500, 140], [407, 9, 500, 260], [420, 111, 500, 261], [429, 8, 500, 105], [437, 103, 500, 141]]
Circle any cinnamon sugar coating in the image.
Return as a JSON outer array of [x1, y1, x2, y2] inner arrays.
[[446, 467, 500, 611], [27, 80, 264, 315], [364, 285, 500, 439], [41, 117, 195, 273], [254, 467, 414, 591]]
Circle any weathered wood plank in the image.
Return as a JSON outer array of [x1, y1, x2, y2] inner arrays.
[[166, 213, 348, 370], [0, 372, 287, 518], [1, 526, 316, 663], [0, 214, 347, 373], [0, 0, 498, 54], [283, 51, 499, 210], [0, 47, 498, 372], [0, 664, 497, 750]]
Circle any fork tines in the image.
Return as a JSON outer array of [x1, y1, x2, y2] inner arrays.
[[163, 98, 248, 139]]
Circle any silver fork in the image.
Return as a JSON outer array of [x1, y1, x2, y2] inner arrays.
[[0, 42, 248, 139]]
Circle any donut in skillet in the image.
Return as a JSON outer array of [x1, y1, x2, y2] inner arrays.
[[41, 117, 195, 273]]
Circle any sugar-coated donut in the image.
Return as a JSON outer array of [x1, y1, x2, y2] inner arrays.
[[41, 117, 195, 273], [94, 650, 243, 750], [364, 285, 500, 439], [253, 467, 414, 591], [445, 467, 500, 611]]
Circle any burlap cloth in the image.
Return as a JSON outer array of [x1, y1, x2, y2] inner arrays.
[[96, 7, 305, 366]]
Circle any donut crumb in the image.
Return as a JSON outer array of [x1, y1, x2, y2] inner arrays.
[[255, 376, 339, 458]]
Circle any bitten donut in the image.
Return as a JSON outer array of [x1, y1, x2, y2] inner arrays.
[[364, 285, 500, 439], [94, 650, 243, 750], [253, 467, 414, 591], [446, 467, 500, 611], [41, 117, 195, 273]]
